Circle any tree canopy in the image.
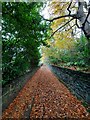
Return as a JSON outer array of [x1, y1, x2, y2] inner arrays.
[[2, 2, 49, 86], [44, 0, 90, 40], [41, 0, 90, 70]]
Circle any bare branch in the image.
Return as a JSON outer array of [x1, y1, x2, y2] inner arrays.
[[67, 1, 72, 15], [71, 2, 77, 9], [41, 1, 77, 23], [43, 14, 75, 22], [51, 18, 74, 37]]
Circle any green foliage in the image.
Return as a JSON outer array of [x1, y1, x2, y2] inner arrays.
[[43, 35, 90, 70], [2, 2, 49, 86]]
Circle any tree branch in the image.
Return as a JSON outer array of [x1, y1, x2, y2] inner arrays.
[[51, 18, 74, 37], [67, 0, 72, 15], [43, 1, 77, 22], [42, 14, 76, 22]]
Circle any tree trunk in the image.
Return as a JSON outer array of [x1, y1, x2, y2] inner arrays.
[[76, 1, 90, 39]]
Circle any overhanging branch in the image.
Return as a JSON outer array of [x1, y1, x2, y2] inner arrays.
[[67, 0, 72, 15], [42, 14, 76, 22], [51, 18, 74, 37]]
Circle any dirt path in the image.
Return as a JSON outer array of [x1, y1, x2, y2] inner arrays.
[[2, 65, 90, 119]]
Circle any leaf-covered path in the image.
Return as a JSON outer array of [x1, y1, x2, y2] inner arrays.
[[2, 65, 89, 119]]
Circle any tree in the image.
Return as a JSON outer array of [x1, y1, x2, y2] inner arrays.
[[2, 2, 49, 86], [42, 34, 89, 69], [43, 0, 90, 40]]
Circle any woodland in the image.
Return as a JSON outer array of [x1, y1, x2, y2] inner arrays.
[[1, 1, 90, 117], [2, 1, 90, 86]]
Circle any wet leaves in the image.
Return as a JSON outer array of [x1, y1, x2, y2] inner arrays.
[[2, 65, 90, 119]]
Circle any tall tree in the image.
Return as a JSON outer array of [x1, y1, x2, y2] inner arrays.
[[2, 2, 49, 86]]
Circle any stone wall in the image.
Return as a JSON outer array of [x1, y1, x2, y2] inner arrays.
[[50, 65, 90, 105]]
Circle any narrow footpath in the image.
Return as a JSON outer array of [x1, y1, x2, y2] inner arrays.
[[2, 65, 90, 119]]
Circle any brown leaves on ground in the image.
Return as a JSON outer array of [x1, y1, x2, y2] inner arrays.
[[2, 65, 90, 119]]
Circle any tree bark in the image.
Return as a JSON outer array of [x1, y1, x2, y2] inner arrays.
[[76, 1, 90, 40]]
